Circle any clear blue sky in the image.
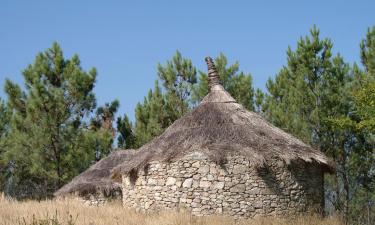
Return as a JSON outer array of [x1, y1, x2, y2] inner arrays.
[[1, 1, 374, 120]]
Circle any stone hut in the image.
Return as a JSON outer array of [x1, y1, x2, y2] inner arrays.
[[111, 57, 333, 218], [55, 149, 135, 205]]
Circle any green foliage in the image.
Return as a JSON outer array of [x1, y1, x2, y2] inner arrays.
[[330, 27, 375, 224], [91, 100, 119, 131], [134, 81, 167, 147], [264, 26, 345, 144], [81, 100, 119, 162], [360, 26, 375, 76], [254, 88, 265, 113], [134, 51, 198, 147], [263, 26, 375, 224], [117, 114, 135, 149], [89, 100, 119, 160], [353, 80, 375, 131], [1, 43, 103, 198], [0, 98, 11, 193], [157, 50, 197, 120], [262, 26, 356, 220]]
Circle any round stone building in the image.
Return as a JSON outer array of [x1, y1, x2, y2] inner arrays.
[[112, 57, 333, 218]]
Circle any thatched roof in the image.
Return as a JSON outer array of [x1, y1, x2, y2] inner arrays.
[[112, 57, 334, 180], [54, 149, 135, 197]]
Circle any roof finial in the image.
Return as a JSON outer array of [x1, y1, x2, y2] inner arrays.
[[205, 57, 220, 90]]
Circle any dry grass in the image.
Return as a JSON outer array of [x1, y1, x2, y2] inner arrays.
[[0, 194, 343, 225]]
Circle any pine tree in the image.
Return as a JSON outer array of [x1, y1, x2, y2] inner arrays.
[[2, 43, 98, 198], [91, 100, 119, 135], [90, 100, 119, 160], [117, 114, 135, 149], [0, 98, 10, 194], [263, 26, 354, 220], [0, 98, 10, 154], [254, 88, 265, 113], [157, 51, 197, 120], [332, 26, 375, 224], [361, 26, 375, 76], [134, 81, 167, 147]]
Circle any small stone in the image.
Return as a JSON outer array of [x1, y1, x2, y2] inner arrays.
[[147, 178, 157, 186], [198, 165, 210, 174], [199, 180, 211, 188], [192, 161, 200, 168], [144, 201, 153, 209], [247, 187, 260, 195], [261, 188, 273, 195], [193, 198, 201, 203], [254, 201, 263, 209], [233, 164, 247, 174], [157, 179, 165, 186], [176, 181, 182, 187], [214, 182, 225, 189], [210, 166, 218, 174], [183, 178, 193, 188], [191, 202, 201, 208], [230, 184, 246, 193], [192, 180, 199, 188], [166, 177, 176, 186], [206, 174, 214, 181]]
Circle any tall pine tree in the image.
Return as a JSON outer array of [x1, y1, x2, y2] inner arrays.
[[2, 43, 99, 198], [0, 98, 10, 194], [331, 26, 375, 224], [262, 26, 353, 220]]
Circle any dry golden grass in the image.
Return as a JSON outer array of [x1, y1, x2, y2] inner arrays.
[[0, 194, 343, 225]]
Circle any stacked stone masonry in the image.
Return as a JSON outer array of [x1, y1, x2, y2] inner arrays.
[[79, 190, 122, 206], [122, 152, 324, 218]]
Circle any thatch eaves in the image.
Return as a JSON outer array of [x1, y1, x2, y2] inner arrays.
[[54, 149, 135, 197]]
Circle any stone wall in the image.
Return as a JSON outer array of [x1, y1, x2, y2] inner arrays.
[[79, 190, 122, 206], [122, 152, 324, 218]]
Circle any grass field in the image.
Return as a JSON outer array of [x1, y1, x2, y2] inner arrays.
[[0, 194, 343, 225]]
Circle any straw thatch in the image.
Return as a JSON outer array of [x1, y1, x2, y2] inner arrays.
[[55, 149, 135, 197], [112, 57, 334, 180]]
